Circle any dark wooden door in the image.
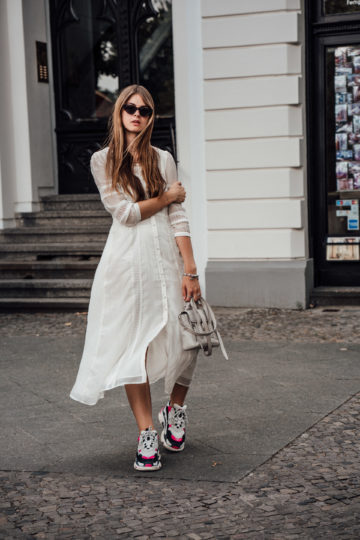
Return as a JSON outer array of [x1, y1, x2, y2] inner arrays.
[[306, 0, 360, 286], [49, 0, 176, 194]]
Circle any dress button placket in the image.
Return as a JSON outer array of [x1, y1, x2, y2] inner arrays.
[[151, 216, 168, 317]]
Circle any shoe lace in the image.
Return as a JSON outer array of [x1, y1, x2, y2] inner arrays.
[[170, 405, 188, 430], [139, 428, 157, 448]]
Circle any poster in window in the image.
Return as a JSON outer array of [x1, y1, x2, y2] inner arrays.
[[334, 46, 360, 191], [326, 237, 360, 261]]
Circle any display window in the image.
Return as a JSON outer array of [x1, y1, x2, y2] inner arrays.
[[307, 0, 360, 284], [326, 45, 360, 260]]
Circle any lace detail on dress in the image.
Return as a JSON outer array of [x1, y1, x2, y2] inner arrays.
[[164, 151, 191, 238], [90, 149, 141, 227]]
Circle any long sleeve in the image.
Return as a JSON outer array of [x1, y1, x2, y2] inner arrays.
[[90, 149, 141, 227], [164, 151, 191, 238]]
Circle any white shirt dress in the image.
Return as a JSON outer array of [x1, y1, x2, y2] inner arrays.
[[70, 146, 198, 406]]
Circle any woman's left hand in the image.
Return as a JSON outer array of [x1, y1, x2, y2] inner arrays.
[[182, 276, 201, 302]]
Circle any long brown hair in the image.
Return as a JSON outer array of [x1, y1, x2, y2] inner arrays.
[[104, 85, 166, 201]]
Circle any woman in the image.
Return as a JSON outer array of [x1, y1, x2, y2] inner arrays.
[[70, 84, 201, 471]]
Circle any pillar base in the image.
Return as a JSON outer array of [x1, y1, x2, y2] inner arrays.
[[205, 259, 314, 309]]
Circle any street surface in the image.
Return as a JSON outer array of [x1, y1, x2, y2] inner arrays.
[[1, 307, 360, 538]]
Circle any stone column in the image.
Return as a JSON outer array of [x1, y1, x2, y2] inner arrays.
[[0, 0, 34, 228]]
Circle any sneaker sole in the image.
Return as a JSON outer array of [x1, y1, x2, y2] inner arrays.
[[134, 462, 162, 471], [160, 428, 185, 452]]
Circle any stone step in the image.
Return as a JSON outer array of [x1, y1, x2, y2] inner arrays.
[[310, 286, 360, 306], [0, 279, 92, 298], [2, 194, 109, 310], [0, 226, 109, 244], [0, 243, 104, 260], [0, 261, 98, 279], [16, 210, 111, 227], [41, 194, 103, 211], [0, 297, 89, 311]]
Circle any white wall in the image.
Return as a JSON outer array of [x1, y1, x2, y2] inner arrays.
[[201, 0, 307, 262], [172, 0, 207, 291], [22, 0, 57, 199]]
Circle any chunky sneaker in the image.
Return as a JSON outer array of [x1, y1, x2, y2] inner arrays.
[[134, 427, 162, 471], [158, 402, 188, 452]]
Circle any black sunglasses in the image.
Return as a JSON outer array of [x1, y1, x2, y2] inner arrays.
[[123, 104, 153, 117]]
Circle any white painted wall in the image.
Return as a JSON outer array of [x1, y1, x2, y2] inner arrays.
[[172, 0, 207, 292], [208, 230, 305, 259], [22, 0, 56, 199], [201, 0, 306, 261], [202, 12, 300, 48], [202, 0, 300, 17]]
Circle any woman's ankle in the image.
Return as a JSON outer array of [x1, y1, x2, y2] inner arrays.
[[169, 400, 184, 407], [138, 423, 155, 433]]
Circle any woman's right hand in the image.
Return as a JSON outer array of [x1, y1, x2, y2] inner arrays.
[[167, 181, 186, 204]]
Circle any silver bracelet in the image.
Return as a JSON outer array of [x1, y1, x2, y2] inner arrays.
[[183, 272, 199, 280]]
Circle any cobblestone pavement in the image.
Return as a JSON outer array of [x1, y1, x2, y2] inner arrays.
[[1, 391, 359, 539], [1, 308, 360, 538], [1, 305, 360, 343]]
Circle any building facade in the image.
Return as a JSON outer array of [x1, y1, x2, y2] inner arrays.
[[0, 0, 359, 308]]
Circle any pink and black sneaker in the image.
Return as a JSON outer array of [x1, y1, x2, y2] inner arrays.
[[158, 402, 188, 452], [134, 427, 162, 471]]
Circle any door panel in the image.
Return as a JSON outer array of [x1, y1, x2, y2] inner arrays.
[[49, 0, 176, 193]]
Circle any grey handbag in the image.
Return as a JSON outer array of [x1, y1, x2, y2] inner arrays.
[[178, 296, 229, 360]]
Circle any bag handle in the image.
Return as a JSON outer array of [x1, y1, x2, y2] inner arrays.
[[198, 298, 228, 360], [178, 296, 229, 360], [190, 298, 213, 356]]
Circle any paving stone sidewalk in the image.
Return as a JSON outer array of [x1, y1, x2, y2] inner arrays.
[[1, 391, 359, 539], [1, 307, 360, 539]]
